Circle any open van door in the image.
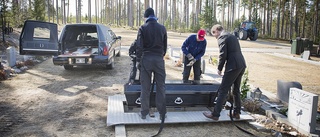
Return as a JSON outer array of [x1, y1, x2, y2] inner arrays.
[[19, 20, 58, 55]]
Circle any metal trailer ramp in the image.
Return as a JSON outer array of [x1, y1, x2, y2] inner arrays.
[[107, 95, 255, 136]]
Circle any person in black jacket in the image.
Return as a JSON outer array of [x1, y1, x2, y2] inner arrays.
[[128, 39, 139, 84], [203, 24, 247, 120], [136, 7, 167, 119]]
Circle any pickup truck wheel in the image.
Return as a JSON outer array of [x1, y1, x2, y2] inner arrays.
[[106, 57, 114, 70], [64, 65, 74, 70]]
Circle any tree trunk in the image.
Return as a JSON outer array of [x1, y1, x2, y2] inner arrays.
[[67, 0, 69, 23], [185, 0, 190, 28], [76, 0, 78, 23], [163, 0, 168, 24], [183, 0, 187, 29], [213, 0, 216, 21], [238, 0, 240, 19], [172, 0, 176, 30], [88, 0, 91, 23], [63, 0, 66, 24], [116, 0, 119, 25], [263, 0, 266, 35], [227, 1, 230, 30], [47, 0, 50, 22], [284, 2, 289, 39], [295, 1, 299, 37], [313, 0, 319, 42], [248, 0, 252, 21], [196, 0, 200, 26], [302, 2, 306, 37], [145, 0, 149, 9], [128, 0, 133, 27], [231, 0, 235, 29], [222, 2, 225, 26], [122, 0, 125, 25], [269, 0, 272, 36], [100, 0, 103, 23], [50, 0, 53, 23], [56, 0, 59, 24], [280, 0, 285, 38], [155, 0, 158, 21], [159, 0, 162, 24], [137, 0, 140, 26], [243, 4, 245, 17], [95, 0, 98, 23], [289, 0, 294, 39]]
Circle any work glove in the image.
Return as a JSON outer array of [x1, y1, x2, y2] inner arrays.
[[129, 53, 136, 58], [186, 59, 196, 66], [186, 53, 194, 61]]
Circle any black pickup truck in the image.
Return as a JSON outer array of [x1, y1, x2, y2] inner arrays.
[[19, 20, 121, 70]]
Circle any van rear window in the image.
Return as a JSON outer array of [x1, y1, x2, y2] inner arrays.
[[33, 27, 50, 40]]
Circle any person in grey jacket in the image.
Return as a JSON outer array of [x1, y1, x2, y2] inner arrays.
[[136, 7, 167, 119], [203, 24, 246, 120]]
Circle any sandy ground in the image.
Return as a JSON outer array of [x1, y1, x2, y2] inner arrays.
[[0, 27, 319, 137]]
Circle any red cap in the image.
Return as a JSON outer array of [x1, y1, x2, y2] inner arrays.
[[197, 29, 206, 40]]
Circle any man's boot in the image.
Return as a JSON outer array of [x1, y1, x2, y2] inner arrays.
[[193, 80, 200, 85], [149, 108, 155, 117]]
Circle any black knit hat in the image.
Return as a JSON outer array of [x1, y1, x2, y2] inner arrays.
[[144, 7, 155, 18]]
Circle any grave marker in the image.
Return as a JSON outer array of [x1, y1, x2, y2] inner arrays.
[[6, 47, 16, 67], [277, 80, 302, 103], [302, 51, 310, 60], [288, 88, 318, 133]]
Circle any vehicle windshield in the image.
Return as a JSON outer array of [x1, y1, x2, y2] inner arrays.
[[241, 22, 255, 29]]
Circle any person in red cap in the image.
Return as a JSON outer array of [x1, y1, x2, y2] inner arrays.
[[181, 29, 207, 84]]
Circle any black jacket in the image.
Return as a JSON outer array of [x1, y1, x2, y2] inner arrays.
[[217, 32, 246, 72], [129, 39, 137, 56], [136, 18, 167, 61]]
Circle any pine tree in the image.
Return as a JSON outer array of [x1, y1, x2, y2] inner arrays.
[[199, 0, 217, 30], [33, 0, 46, 21]]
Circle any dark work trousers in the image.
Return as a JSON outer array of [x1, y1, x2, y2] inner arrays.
[[129, 57, 138, 82], [182, 56, 201, 82], [140, 55, 166, 117], [212, 67, 246, 117]]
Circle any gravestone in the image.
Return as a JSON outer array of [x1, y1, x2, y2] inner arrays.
[[6, 47, 16, 67], [302, 51, 310, 60], [288, 88, 318, 133], [277, 80, 302, 103]]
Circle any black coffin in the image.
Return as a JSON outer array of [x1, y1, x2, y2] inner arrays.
[[124, 81, 220, 107]]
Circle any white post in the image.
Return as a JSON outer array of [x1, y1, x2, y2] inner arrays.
[[6, 47, 16, 67]]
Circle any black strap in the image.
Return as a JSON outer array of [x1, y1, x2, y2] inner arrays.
[[150, 78, 165, 137], [151, 114, 165, 137], [229, 99, 256, 136]]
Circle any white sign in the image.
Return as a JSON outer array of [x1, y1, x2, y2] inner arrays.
[[288, 88, 318, 133]]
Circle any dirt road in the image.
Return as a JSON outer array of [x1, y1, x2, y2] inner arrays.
[[0, 27, 319, 137]]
